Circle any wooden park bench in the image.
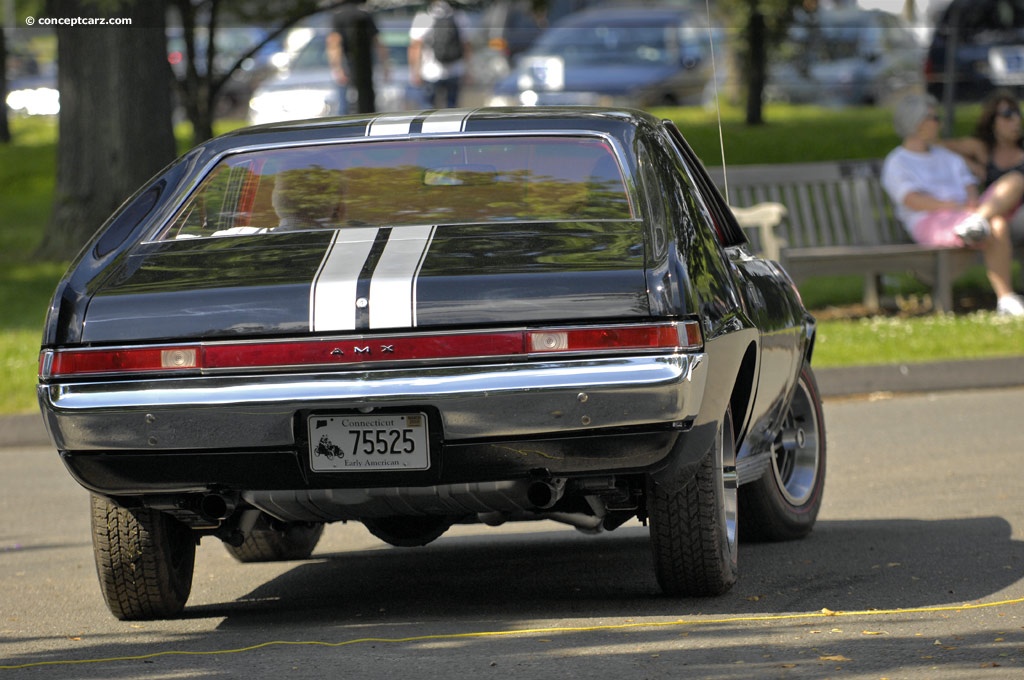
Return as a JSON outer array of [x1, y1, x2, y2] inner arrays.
[[706, 159, 983, 313]]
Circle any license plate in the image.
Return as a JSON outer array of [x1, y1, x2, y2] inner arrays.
[[308, 413, 430, 472]]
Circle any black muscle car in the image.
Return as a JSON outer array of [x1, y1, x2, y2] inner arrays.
[[38, 107, 826, 620]]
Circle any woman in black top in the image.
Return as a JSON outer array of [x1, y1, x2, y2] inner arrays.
[[942, 89, 1024, 248], [942, 89, 1024, 186]]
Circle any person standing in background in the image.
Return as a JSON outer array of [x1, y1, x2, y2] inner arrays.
[[409, 0, 472, 109], [328, 0, 389, 114]]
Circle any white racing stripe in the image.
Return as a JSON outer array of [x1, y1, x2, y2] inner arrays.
[[366, 109, 476, 137], [368, 225, 436, 329], [421, 109, 473, 133], [311, 109, 472, 330], [310, 227, 379, 331], [367, 114, 416, 137]]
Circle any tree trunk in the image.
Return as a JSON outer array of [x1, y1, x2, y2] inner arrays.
[[745, 10, 766, 126], [169, 0, 218, 146], [0, 22, 11, 144], [38, 0, 177, 260]]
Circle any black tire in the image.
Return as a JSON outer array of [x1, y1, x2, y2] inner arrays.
[[225, 522, 324, 563], [740, 361, 826, 542], [362, 516, 453, 547], [647, 408, 738, 597], [90, 494, 195, 621]]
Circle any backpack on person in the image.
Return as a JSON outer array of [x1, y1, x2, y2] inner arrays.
[[429, 13, 464, 64]]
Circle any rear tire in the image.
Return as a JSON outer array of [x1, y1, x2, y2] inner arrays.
[[90, 495, 195, 621], [362, 516, 452, 547], [740, 361, 826, 541], [225, 522, 324, 563], [647, 408, 738, 597]]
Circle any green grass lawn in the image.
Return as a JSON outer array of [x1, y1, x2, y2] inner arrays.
[[2, 106, 1022, 415], [815, 312, 1024, 367]]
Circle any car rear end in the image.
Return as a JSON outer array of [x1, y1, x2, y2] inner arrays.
[[38, 120, 710, 533]]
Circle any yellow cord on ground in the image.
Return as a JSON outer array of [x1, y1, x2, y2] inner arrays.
[[3, 596, 1023, 671]]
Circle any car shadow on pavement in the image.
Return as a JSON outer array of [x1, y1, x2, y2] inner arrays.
[[190, 515, 1023, 626]]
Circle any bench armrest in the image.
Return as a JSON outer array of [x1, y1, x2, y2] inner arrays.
[[729, 202, 788, 261]]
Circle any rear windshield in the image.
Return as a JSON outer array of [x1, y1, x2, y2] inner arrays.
[[159, 136, 632, 240]]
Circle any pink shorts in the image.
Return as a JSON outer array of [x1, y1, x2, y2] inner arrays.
[[911, 209, 977, 247], [911, 185, 1020, 247]]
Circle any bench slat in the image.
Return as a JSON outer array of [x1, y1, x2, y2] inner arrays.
[[707, 160, 983, 313]]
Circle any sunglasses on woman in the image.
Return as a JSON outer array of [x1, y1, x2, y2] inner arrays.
[[996, 107, 1021, 119]]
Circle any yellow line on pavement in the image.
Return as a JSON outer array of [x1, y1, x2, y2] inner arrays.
[[4, 597, 1023, 671]]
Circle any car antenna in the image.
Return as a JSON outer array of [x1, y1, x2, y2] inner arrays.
[[705, 0, 729, 203]]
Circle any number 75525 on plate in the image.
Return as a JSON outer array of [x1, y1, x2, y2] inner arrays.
[[307, 413, 430, 472]]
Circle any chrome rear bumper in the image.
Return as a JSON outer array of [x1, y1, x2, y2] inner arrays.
[[39, 353, 707, 452]]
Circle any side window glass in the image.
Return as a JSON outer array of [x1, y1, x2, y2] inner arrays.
[[660, 121, 746, 247]]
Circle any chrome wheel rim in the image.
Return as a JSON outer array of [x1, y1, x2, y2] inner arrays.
[[773, 376, 820, 506], [721, 417, 738, 557]]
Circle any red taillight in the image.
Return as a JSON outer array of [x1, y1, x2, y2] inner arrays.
[[40, 322, 702, 379], [45, 346, 198, 377], [526, 322, 700, 354]]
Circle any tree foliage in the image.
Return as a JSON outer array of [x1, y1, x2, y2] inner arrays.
[[169, 0, 352, 145]]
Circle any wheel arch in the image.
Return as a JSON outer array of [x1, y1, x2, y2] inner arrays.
[[804, 319, 817, 366], [728, 341, 759, 451]]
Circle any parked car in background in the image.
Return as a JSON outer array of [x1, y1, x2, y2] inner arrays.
[[925, 0, 1024, 102], [248, 19, 414, 125], [477, 0, 598, 75], [5, 61, 58, 117], [488, 4, 722, 108], [38, 106, 826, 620], [766, 7, 924, 106]]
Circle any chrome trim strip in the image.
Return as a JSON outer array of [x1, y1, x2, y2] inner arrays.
[[40, 353, 707, 451]]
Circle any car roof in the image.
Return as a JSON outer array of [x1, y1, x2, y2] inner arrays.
[[201, 107, 654, 160]]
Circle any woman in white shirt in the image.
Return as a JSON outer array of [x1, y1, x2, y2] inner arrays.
[[881, 93, 1024, 316]]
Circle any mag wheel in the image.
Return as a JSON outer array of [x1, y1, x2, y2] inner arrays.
[[647, 408, 738, 597], [225, 522, 325, 563], [740, 361, 826, 542], [90, 495, 195, 621]]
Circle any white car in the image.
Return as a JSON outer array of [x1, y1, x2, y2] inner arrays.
[[248, 21, 413, 125]]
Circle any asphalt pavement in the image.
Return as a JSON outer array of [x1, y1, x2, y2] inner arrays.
[[8, 356, 1024, 449]]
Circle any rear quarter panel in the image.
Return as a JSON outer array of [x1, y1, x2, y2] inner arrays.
[[646, 120, 813, 460]]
